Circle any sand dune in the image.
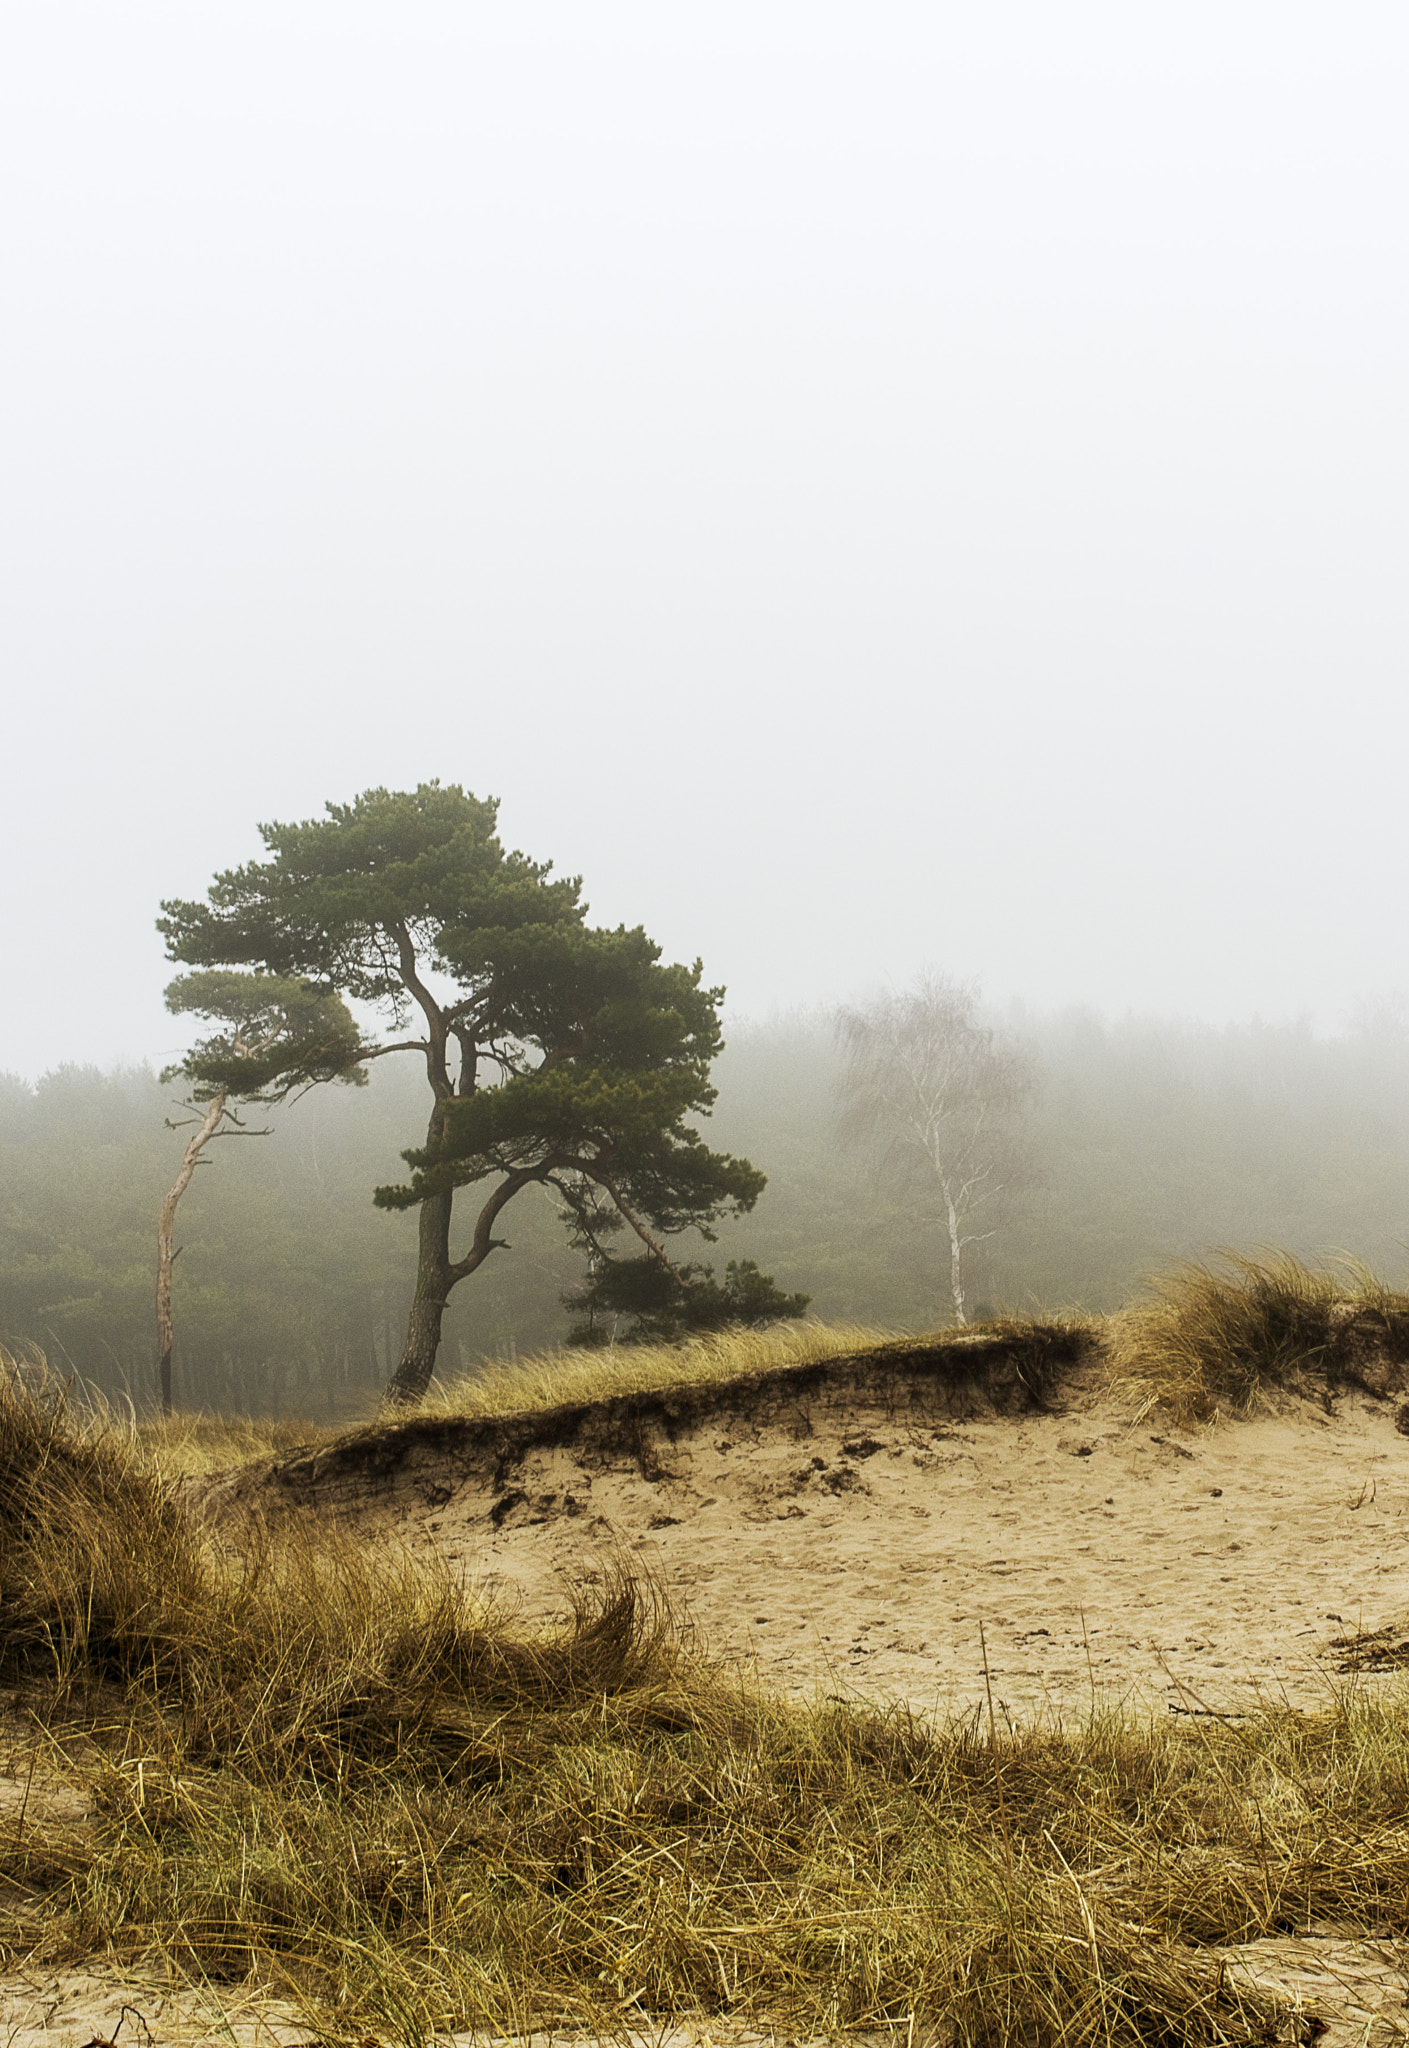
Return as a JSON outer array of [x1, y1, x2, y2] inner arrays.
[[204, 1338, 1409, 1722], [12, 1334, 1409, 2047]]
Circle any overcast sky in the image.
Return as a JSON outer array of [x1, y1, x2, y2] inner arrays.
[[4, 1, 1407, 1081]]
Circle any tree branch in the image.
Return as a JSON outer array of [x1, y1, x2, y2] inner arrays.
[[357, 1038, 433, 1062], [547, 1174, 619, 1268], [156, 1090, 230, 1415], [448, 1164, 556, 1283], [577, 1164, 695, 1288]]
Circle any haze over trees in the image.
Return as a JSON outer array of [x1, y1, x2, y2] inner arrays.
[[5, 998, 1409, 1416], [156, 970, 363, 1415], [835, 974, 1035, 1325], [157, 783, 774, 1405], [707, 1003, 1409, 1326]]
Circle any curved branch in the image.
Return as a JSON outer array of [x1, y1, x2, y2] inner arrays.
[[357, 1038, 432, 1062], [547, 1173, 618, 1267], [576, 1163, 695, 1289], [448, 1162, 557, 1283]]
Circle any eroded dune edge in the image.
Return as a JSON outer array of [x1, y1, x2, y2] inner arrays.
[[5, 1309, 1409, 2046]]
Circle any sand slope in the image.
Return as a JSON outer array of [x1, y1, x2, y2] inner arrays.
[[204, 1339, 1409, 1720], [11, 1335, 1409, 2047]]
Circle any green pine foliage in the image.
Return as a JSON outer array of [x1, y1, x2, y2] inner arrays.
[[562, 1254, 811, 1346], [163, 968, 366, 1103]]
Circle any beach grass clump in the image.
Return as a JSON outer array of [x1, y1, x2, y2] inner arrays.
[[0, 1337, 331, 1482], [131, 1405, 328, 1480], [1109, 1249, 1409, 1421], [4, 1360, 1409, 2043], [425, 1318, 914, 1421], [124, 1323, 921, 1478]]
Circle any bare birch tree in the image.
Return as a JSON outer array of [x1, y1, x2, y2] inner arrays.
[[835, 972, 1035, 1324]]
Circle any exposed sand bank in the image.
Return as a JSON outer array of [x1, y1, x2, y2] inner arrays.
[[199, 1341, 1409, 1722], [11, 1333, 1409, 2047]]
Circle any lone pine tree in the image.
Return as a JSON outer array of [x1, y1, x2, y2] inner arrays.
[[158, 783, 771, 1404]]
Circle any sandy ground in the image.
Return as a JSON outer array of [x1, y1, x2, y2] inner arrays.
[[4, 1953, 1406, 2048], [8, 1362, 1409, 2045], [384, 1378, 1409, 1721], [0, 1969, 316, 2048]]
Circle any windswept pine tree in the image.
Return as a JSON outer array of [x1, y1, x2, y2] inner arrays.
[[159, 783, 774, 1404]]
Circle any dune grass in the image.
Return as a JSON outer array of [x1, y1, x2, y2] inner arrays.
[[122, 1251, 1409, 1479], [133, 1315, 1093, 1480], [121, 1322, 918, 1478], [130, 1405, 332, 1480], [1110, 1249, 1409, 1422], [2, 1362, 1407, 2044], [29, 1246, 1409, 1477], [427, 1318, 937, 1420]]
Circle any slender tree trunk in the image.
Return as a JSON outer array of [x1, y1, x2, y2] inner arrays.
[[156, 1091, 227, 1417], [384, 1186, 455, 1405], [945, 1189, 966, 1326]]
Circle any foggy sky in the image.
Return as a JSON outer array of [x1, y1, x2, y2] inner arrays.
[[4, 1, 1407, 1082]]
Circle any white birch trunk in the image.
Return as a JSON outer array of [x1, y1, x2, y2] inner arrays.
[[946, 1188, 966, 1324]]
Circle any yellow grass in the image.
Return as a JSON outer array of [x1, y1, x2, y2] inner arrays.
[[3, 1355, 1407, 2044], [129, 1316, 1082, 1477], [126, 1321, 925, 1477], [130, 1407, 330, 1477], [33, 1244, 1409, 1478], [1109, 1248, 1409, 1422], [426, 1318, 916, 1419]]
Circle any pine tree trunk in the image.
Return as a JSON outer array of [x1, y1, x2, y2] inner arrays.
[[384, 1186, 455, 1405]]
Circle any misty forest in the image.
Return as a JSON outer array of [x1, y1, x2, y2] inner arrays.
[[4, 778, 1408, 1419], [12, 6, 1409, 2041]]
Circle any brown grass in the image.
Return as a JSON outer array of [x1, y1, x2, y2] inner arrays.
[[124, 1324, 912, 1478], [4, 1356, 1409, 2044], [132, 1316, 1082, 1480], [130, 1406, 330, 1480], [425, 1318, 909, 1420], [1109, 1249, 1409, 1422]]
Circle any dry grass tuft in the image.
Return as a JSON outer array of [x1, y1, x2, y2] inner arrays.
[[133, 1408, 328, 1480], [1108, 1249, 1409, 1422], [120, 1323, 925, 1479], [423, 1313, 1092, 1431], [425, 1319, 916, 1421], [4, 1358, 1409, 2044]]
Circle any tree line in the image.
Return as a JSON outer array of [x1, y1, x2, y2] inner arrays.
[[4, 780, 1409, 1414], [7, 998, 1409, 1415], [701, 999, 1409, 1326]]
